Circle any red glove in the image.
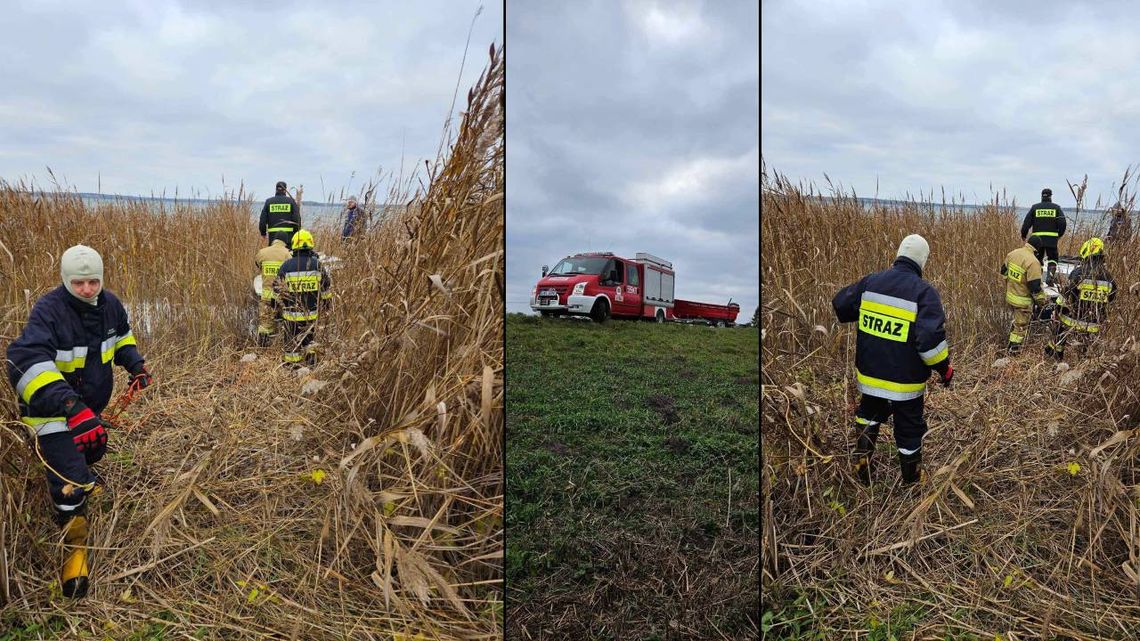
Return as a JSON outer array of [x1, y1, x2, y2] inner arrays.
[[65, 400, 108, 453], [129, 363, 153, 390], [940, 365, 954, 388]]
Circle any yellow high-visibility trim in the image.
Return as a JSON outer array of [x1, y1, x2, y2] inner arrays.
[[1006, 291, 1033, 307], [115, 334, 137, 350], [859, 299, 917, 322], [1009, 332, 1025, 344], [1006, 262, 1025, 283], [1032, 231, 1059, 237], [921, 347, 949, 366], [1060, 313, 1101, 333], [856, 371, 926, 393], [268, 204, 292, 213], [21, 371, 64, 404], [1035, 208, 1058, 218], [858, 309, 910, 342], [55, 357, 87, 373]]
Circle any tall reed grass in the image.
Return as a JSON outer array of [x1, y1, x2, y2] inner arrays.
[[762, 164, 1140, 638], [0, 45, 502, 641]]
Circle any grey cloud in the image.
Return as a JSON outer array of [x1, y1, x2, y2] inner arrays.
[[0, 1, 502, 198], [762, 0, 1140, 208]]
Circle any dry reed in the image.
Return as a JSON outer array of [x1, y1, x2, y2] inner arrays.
[[0, 45, 502, 641], [762, 164, 1140, 639]]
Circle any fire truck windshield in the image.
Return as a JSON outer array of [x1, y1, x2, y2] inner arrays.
[[547, 257, 609, 276]]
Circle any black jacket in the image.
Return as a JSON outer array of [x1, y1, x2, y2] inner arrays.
[[833, 258, 950, 401], [6, 286, 144, 435], [274, 249, 332, 322], [259, 194, 301, 245], [1021, 199, 1067, 247]]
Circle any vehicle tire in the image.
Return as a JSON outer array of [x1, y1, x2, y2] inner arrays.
[[655, 309, 665, 323], [716, 320, 726, 328], [540, 310, 554, 318], [590, 298, 610, 323]]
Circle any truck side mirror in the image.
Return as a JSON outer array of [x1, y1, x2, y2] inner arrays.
[[541, 265, 548, 277]]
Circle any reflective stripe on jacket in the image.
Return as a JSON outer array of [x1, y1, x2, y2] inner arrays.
[[6, 286, 144, 435], [833, 257, 950, 401], [274, 249, 332, 322]]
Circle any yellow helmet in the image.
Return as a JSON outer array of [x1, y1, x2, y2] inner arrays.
[[291, 229, 314, 250], [1079, 237, 1105, 259]]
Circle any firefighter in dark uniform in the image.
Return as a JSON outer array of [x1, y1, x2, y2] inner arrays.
[[258, 180, 301, 247], [1045, 237, 1116, 360], [6, 245, 152, 598], [833, 234, 953, 486], [1020, 187, 1067, 275], [273, 229, 332, 367]]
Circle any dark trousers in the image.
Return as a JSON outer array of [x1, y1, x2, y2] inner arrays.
[[37, 431, 102, 523], [855, 393, 927, 455], [1034, 245, 1059, 265]]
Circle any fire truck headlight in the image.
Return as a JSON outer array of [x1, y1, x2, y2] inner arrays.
[[572, 282, 586, 296], [531, 287, 537, 302]]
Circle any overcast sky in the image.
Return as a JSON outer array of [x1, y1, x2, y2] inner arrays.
[[763, 0, 1140, 210], [0, 0, 501, 202], [506, 0, 760, 320]]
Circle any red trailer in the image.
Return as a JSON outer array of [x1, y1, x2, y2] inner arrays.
[[530, 251, 740, 325]]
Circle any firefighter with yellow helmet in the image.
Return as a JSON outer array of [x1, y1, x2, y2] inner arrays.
[[1001, 235, 1049, 354], [273, 229, 332, 367], [1045, 237, 1116, 360]]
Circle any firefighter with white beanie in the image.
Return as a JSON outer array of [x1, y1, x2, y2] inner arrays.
[[6, 244, 152, 598], [832, 234, 953, 486]]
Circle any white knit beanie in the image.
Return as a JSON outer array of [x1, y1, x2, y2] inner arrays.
[[61, 244, 104, 305], [896, 234, 930, 270]]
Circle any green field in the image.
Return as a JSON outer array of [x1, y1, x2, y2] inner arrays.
[[505, 314, 759, 640]]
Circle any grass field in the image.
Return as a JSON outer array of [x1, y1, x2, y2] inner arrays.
[[505, 314, 759, 640], [762, 166, 1140, 639]]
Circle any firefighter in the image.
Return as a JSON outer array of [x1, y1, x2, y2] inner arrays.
[[273, 229, 332, 367], [833, 234, 953, 486], [1020, 187, 1067, 278], [258, 180, 301, 247], [5, 245, 152, 598], [254, 238, 292, 347], [1045, 237, 1116, 361], [1002, 235, 1050, 354]]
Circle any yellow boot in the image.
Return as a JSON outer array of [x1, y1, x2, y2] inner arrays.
[[60, 515, 89, 598]]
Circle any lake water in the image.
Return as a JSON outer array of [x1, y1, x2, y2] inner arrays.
[[68, 193, 404, 227]]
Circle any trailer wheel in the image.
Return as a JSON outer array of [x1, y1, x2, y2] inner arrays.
[[590, 298, 610, 323], [716, 320, 726, 328], [655, 309, 665, 323]]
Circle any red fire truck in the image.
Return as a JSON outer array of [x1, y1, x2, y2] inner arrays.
[[530, 251, 741, 325]]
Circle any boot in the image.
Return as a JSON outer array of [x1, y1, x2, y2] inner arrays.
[[256, 333, 272, 348], [1044, 341, 1064, 361], [899, 451, 923, 485], [853, 432, 875, 486], [1007, 341, 1022, 355], [59, 515, 90, 599]]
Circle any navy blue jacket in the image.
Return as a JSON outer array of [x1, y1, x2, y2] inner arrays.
[[274, 249, 332, 322], [341, 206, 365, 240], [833, 258, 951, 401], [7, 286, 144, 433]]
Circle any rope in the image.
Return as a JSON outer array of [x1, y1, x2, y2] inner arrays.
[[31, 376, 151, 493]]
